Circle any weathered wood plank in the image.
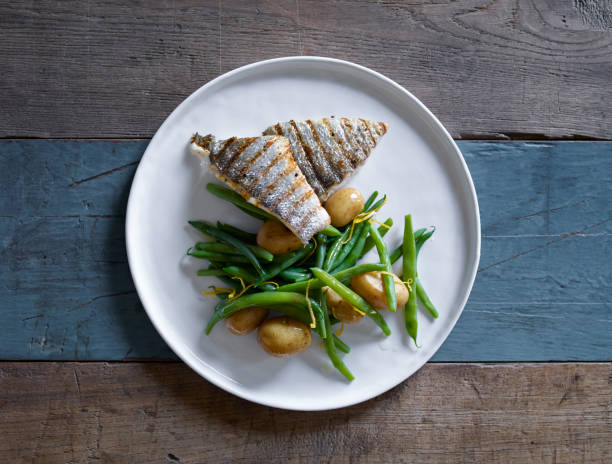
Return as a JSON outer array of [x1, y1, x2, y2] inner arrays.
[[0, 140, 610, 361], [0, 362, 609, 462], [1, 1, 611, 139]]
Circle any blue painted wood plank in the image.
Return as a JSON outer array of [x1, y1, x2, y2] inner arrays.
[[0, 141, 610, 361]]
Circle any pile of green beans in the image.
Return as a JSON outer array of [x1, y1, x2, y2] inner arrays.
[[187, 183, 440, 381]]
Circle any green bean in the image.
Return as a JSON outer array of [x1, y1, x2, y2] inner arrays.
[[329, 222, 366, 270], [206, 264, 243, 290], [321, 194, 384, 270], [187, 248, 251, 264], [222, 265, 258, 283], [236, 204, 269, 221], [216, 222, 257, 243], [402, 215, 418, 344], [284, 266, 309, 274], [195, 241, 273, 262], [360, 217, 393, 258], [415, 277, 439, 318], [206, 291, 325, 337], [362, 191, 378, 211], [314, 234, 327, 269], [255, 242, 315, 285], [416, 227, 435, 251], [220, 266, 276, 291], [331, 221, 372, 272], [196, 269, 228, 277], [264, 304, 324, 336], [321, 289, 354, 381], [321, 225, 341, 237], [206, 183, 275, 221], [330, 193, 382, 271], [367, 194, 387, 214], [389, 245, 402, 264], [205, 292, 292, 335], [412, 226, 438, 318], [390, 227, 434, 264], [219, 277, 241, 290], [189, 221, 265, 276], [310, 268, 391, 336], [279, 268, 311, 282], [368, 223, 397, 312], [323, 228, 350, 271], [333, 335, 350, 354], [276, 263, 387, 293]]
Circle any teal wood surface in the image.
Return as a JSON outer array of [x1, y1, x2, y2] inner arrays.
[[1, 141, 610, 361]]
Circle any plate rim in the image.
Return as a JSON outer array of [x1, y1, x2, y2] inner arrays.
[[125, 56, 481, 411]]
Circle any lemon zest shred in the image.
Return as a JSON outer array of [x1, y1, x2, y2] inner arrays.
[[328, 290, 365, 320], [378, 271, 414, 293], [261, 280, 279, 289], [232, 283, 254, 300], [349, 305, 366, 316], [371, 217, 391, 229], [224, 276, 255, 301], [305, 279, 316, 329], [329, 295, 364, 323], [202, 286, 234, 300], [329, 300, 346, 335], [335, 321, 345, 337], [342, 196, 388, 244]]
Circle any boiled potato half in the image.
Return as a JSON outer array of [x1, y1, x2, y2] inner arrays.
[[324, 188, 365, 227], [225, 306, 269, 335], [257, 219, 303, 254], [350, 271, 409, 310], [257, 316, 312, 358], [324, 286, 364, 324]]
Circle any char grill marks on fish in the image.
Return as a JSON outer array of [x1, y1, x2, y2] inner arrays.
[[263, 117, 388, 201], [191, 133, 330, 243]]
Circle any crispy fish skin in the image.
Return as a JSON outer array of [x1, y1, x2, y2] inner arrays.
[[263, 117, 388, 201], [190, 133, 330, 244]]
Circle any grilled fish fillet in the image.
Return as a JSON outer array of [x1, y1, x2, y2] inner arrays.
[[263, 117, 388, 201], [190, 133, 330, 244]]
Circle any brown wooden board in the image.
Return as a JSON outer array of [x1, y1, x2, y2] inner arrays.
[[0, 362, 610, 462], [1, 1, 611, 139]]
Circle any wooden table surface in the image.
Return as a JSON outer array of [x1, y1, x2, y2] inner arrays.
[[1, 1, 610, 462]]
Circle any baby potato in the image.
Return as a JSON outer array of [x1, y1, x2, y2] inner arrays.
[[257, 219, 303, 254], [350, 271, 409, 310], [324, 188, 365, 227], [225, 306, 269, 336], [324, 286, 363, 324], [257, 316, 312, 358]]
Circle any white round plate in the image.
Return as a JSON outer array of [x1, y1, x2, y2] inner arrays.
[[126, 57, 480, 411]]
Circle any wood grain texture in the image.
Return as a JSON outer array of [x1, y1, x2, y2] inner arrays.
[[1, 0, 611, 139], [0, 362, 610, 463], [1, 140, 610, 361]]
